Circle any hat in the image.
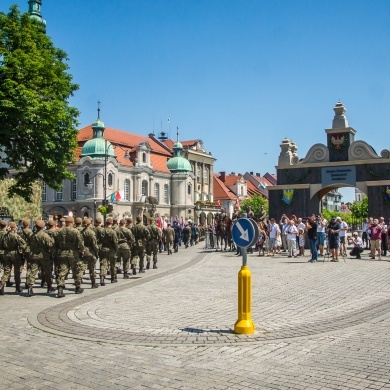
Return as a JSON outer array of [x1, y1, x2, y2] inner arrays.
[[47, 220, 56, 226], [113, 217, 118, 223], [65, 216, 74, 223], [95, 217, 102, 224], [120, 219, 126, 224], [60, 217, 65, 222], [0, 220, 7, 227], [336, 216, 342, 221], [84, 218, 92, 225], [75, 217, 83, 224], [353, 232, 358, 236], [35, 220, 45, 228], [106, 217, 113, 224], [8, 222, 16, 229], [22, 219, 30, 226]]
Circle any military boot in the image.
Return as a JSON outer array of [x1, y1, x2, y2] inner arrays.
[[57, 286, 65, 298], [47, 283, 55, 293], [0, 284, 4, 295], [28, 286, 35, 297], [100, 276, 106, 286], [75, 286, 84, 294], [146, 261, 150, 270], [111, 277, 117, 283], [6, 280, 14, 287], [123, 272, 130, 279], [117, 268, 122, 274], [91, 276, 99, 288], [132, 264, 137, 275], [153, 261, 158, 269], [15, 285, 23, 293]]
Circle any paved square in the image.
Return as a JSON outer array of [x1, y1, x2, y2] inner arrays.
[[1, 246, 390, 389]]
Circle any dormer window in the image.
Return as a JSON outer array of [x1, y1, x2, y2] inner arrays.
[[142, 152, 146, 163]]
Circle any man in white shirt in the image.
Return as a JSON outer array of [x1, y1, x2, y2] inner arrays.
[[267, 218, 280, 256], [338, 217, 348, 256], [286, 219, 298, 258], [348, 232, 363, 259], [296, 218, 306, 256], [316, 214, 327, 256]]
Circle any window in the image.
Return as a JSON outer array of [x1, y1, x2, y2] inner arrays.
[[164, 184, 169, 204], [42, 182, 47, 202], [142, 180, 148, 196], [187, 183, 192, 196], [142, 152, 146, 163], [154, 183, 160, 202], [84, 172, 90, 187], [203, 167, 208, 184], [124, 179, 130, 201], [108, 173, 113, 187], [55, 185, 63, 201], [196, 164, 200, 181], [240, 186, 244, 196], [71, 179, 77, 200]]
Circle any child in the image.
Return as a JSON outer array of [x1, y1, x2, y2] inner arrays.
[[258, 230, 266, 256], [298, 228, 305, 256]]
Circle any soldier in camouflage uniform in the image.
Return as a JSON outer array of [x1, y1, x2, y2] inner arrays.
[[54, 216, 85, 297], [45, 220, 59, 282], [182, 223, 192, 249], [164, 223, 175, 255], [96, 217, 118, 285], [0, 222, 27, 295], [19, 219, 33, 288], [81, 218, 100, 288], [111, 217, 121, 274], [125, 217, 133, 230], [131, 215, 150, 274], [72, 217, 84, 279], [117, 219, 135, 278], [145, 218, 161, 269], [0, 220, 8, 278], [26, 220, 54, 296]]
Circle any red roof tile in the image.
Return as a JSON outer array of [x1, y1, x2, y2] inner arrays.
[[213, 174, 237, 200]]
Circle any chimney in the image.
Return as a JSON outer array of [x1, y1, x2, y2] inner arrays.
[[250, 171, 253, 175], [220, 171, 226, 182], [256, 173, 260, 177]]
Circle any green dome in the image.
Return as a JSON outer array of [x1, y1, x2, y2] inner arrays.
[[81, 138, 115, 159], [92, 118, 105, 128], [167, 141, 192, 173]]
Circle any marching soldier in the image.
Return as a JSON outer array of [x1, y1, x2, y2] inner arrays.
[[182, 223, 192, 249], [112, 217, 122, 274], [118, 219, 135, 278], [96, 217, 118, 284], [145, 218, 161, 269], [19, 219, 32, 287], [131, 215, 150, 273], [54, 216, 85, 297], [81, 218, 100, 288], [45, 220, 59, 282], [0, 221, 8, 283], [75, 217, 83, 231], [125, 217, 133, 230], [26, 220, 54, 296], [0, 222, 27, 295], [164, 222, 175, 255]]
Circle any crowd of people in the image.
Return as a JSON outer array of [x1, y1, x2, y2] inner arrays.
[[0, 215, 201, 297]]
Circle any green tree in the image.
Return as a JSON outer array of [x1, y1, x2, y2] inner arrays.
[[0, 5, 79, 200], [349, 197, 368, 221], [240, 194, 268, 217]]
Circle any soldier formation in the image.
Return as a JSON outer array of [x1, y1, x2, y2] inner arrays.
[[0, 214, 185, 298]]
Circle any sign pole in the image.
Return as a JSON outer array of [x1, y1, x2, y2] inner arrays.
[[233, 213, 255, 334]]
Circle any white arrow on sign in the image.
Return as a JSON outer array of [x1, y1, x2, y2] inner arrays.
[[236, 221, 249, 241]]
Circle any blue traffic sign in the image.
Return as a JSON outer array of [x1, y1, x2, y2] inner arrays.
[[232, 218, 257, 248]]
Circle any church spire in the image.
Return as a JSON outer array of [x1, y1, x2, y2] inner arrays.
[[28, 0, 46, 31]]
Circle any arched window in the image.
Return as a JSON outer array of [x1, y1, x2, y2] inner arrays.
[[108, 173, 113, 187], [142, 180, 148, 196], [164, 184, 169, 204], [124, 179, 130, 201], [154, 183, 160, 202], [187, 183, 192, 196], [84, 172, 90, 187]]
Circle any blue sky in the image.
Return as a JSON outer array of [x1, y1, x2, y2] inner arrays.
[[3, 0, 390, 202]]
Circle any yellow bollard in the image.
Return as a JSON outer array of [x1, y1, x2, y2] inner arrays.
[[234, 265, 255, 334]]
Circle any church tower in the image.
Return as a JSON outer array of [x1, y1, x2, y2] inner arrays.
[[28, 0, 46, 31]]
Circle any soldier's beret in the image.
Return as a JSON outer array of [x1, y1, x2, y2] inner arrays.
[[47, 220, 56, 226], [106, 217, 113, 224], [0, 220, 7, 227], [60, 217, 65, 222], [84, 218, 92, 225], [95, 217, 102, 224], [8, 222, 17, 229], [120, 219, 126, 224], [75, 217, 83, 224], [35, 220, 45, 228], [65, 216, 74, 223], [150, 217, 155, 222], [22, 219, 30, 226], [113, 217, 118, 223]]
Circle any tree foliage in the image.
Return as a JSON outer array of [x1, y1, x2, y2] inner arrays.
[[240, 194, 268, 217], [349, 196, 368, 221], [0, 5, 79, 200]]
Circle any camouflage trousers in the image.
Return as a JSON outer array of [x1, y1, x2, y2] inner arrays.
[[82, 255, 98, 281], [145, 239, 158, 264], [0, 252, 23, 287], [99, 249, 117, 279], [117, 248, 131, 274], [131, 246, 145, 269], [26, 255, 52, 287], [57, 252, 84, 287]]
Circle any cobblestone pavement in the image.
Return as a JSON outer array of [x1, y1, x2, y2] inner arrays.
[[1, 245, 390, 389]]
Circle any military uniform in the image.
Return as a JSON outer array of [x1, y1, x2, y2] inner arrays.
[[0, 222, 27, 294], [145, 221, 161, 269], [54, 217, 85, 297], [96, 218, 118, 284], [80, 219, 100, 288], [27, 221, 54, 296], [131, 217, 150, 273], [164, 224, 175, 255], [182, 224, 192, 248], [117, 220, 135, 277], [111, 218, 121, 273], [45, 220, 59, 282], [0, 221, 7, 275]]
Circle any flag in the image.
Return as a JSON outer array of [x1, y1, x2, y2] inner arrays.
[[259, 181, 267, 189], [215, 200, 221, 207], [110, 192, 115, 203], [115, 190, 122, 201]]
